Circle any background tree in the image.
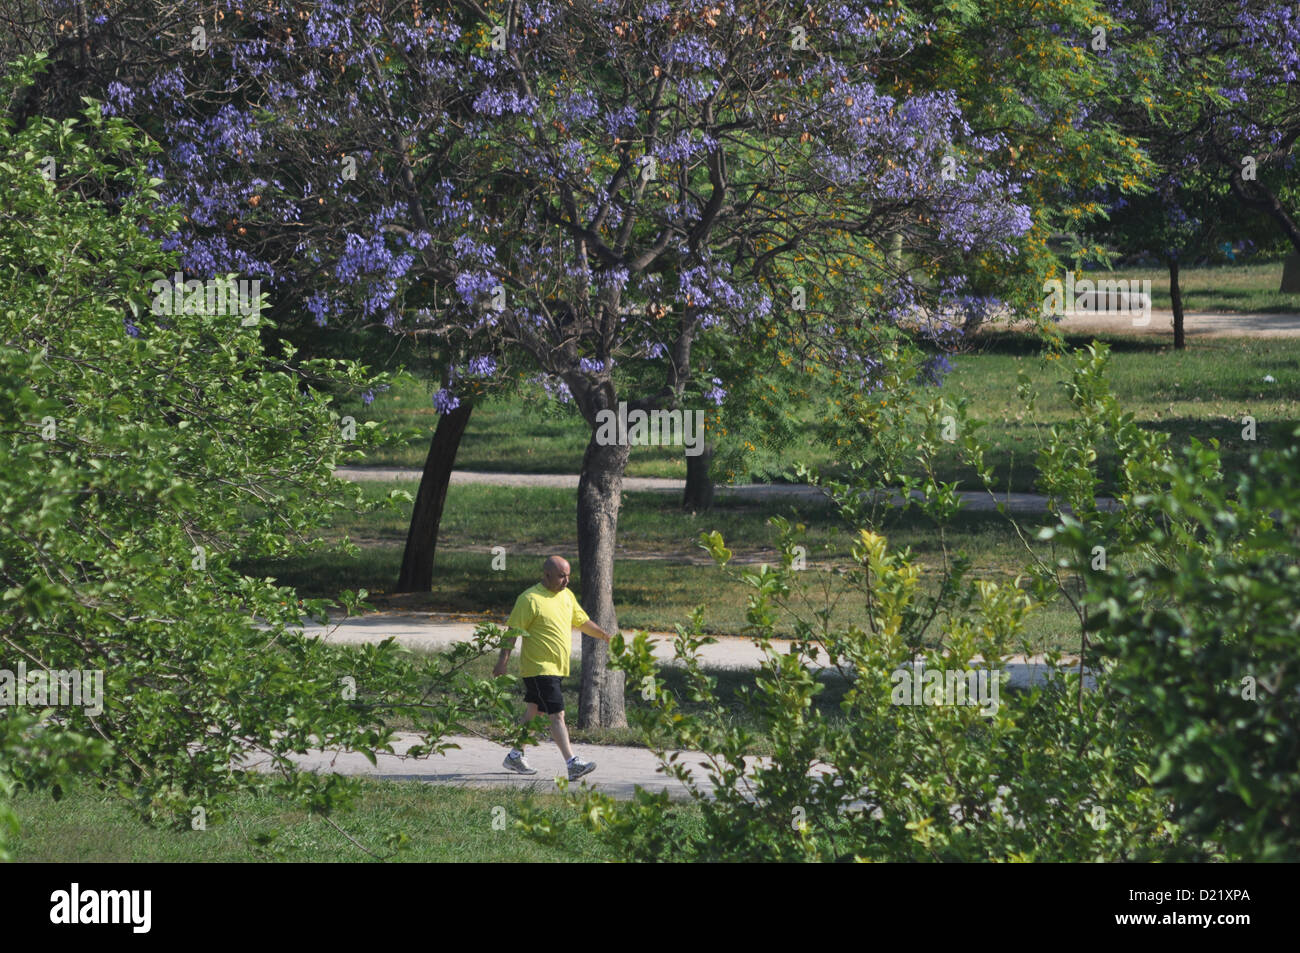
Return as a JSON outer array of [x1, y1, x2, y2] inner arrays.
[[1085, 169, 1265, 349], [893, 0, 1161, 330], [1102, 1, 1300, 261], [679, 0, 1161, 497], [0, 0, 537, 596]]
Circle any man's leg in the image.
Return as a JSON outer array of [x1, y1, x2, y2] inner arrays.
[[547, 710, 575, 762], [519, 702, 541, 737], [504, 699, 545, 774], [550, 706, 595, 779], [510, 701, 541, 754]]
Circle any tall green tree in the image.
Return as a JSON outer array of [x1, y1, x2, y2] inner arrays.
[[689, 0, 1162, 494], [0, 53, 511, 856]]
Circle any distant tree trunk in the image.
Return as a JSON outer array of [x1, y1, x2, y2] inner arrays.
[[1281, 253, 1300, 294], [575, 433, 630, 730], [682, 441, 714, 511], [1230, 177, 1300, 255], [1168, 255, 1186, 350], [396, 400, 473, 592]]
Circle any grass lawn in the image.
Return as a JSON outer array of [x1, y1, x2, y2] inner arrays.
[[1095, 260, 1300, 313], [235, 482, 1087, 651], [337, 334, 1300, 495], [934, 332, 1300, 494], [8, 778, 623, 862]]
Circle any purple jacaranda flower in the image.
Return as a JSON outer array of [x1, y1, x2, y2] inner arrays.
[[102, 81, 135, 117], [532, 375, 572, 404], [917, 355, 954, 387], [433, 388, 460, 414]]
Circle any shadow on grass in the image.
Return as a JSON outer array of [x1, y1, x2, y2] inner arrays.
[[968, 331, 1178, 356]]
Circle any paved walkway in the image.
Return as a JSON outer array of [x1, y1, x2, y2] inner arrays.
[[335, 467, 1117, 514], [309, 470, 1101, 799], [1047, 308, 1300, 339], [293, 611, 1090, 690], [250, 612, 1094, 800], [238, 730, 732, 801], [323, 396, 1121, 798]]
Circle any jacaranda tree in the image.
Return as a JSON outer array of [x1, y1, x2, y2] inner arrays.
[[693, 0, 1161, 489], [13, 1, 1036, 727], [414, 0, 1041, 726], [1101, 1, 1300, 255], [0, 0, 523, 596]]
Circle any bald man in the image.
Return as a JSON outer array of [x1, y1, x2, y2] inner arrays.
[[493, 555, 614, 780]]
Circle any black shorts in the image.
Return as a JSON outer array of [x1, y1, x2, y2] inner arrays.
[[522, 675, 565, 714]]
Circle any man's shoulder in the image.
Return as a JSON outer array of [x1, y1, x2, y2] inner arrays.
[[506, 583, 533, 612]]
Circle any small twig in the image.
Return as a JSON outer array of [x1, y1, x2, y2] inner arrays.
[[318, 812, 390, 861]]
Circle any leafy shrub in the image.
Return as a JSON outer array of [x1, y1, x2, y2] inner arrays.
[[521, 343, 1296, 860], [0, 54, 512, 859]]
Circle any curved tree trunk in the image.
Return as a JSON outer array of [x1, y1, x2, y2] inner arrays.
[[1230, 176, 1300, 254], [576, 434, 630, 730], [1168, 255, 1185, 351], [682, 441, 714, 511], [396, 399, 473, 592]]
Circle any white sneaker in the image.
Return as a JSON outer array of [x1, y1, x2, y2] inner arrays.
[[567, 758, 596, 781], [503, 751, 538, 775]]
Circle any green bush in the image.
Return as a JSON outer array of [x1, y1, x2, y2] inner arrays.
[[1036, 344, 1300, 859], [521, 343, 1296, 860], [1067, 432, 1300, 860], [0, 54, 514, 859]]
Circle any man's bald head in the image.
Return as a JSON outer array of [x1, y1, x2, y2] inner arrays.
[[541, 556, 571, 592]]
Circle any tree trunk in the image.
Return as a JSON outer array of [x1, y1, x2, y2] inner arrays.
[[1281, 253, 1300, 294], [682, 441, 715, 511], [1168, 255, 1185, 351], [1230, 176, 1300, 254], [396, 400, 474, 592], [576, 434, 630, 730]]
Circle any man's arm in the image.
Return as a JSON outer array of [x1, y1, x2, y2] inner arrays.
[[495, 594, 534, 678], [492, 633, 519, 678], [579, 619, 613, 642]]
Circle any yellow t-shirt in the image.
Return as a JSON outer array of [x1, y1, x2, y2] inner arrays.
[[506, 583, 590, 677]]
